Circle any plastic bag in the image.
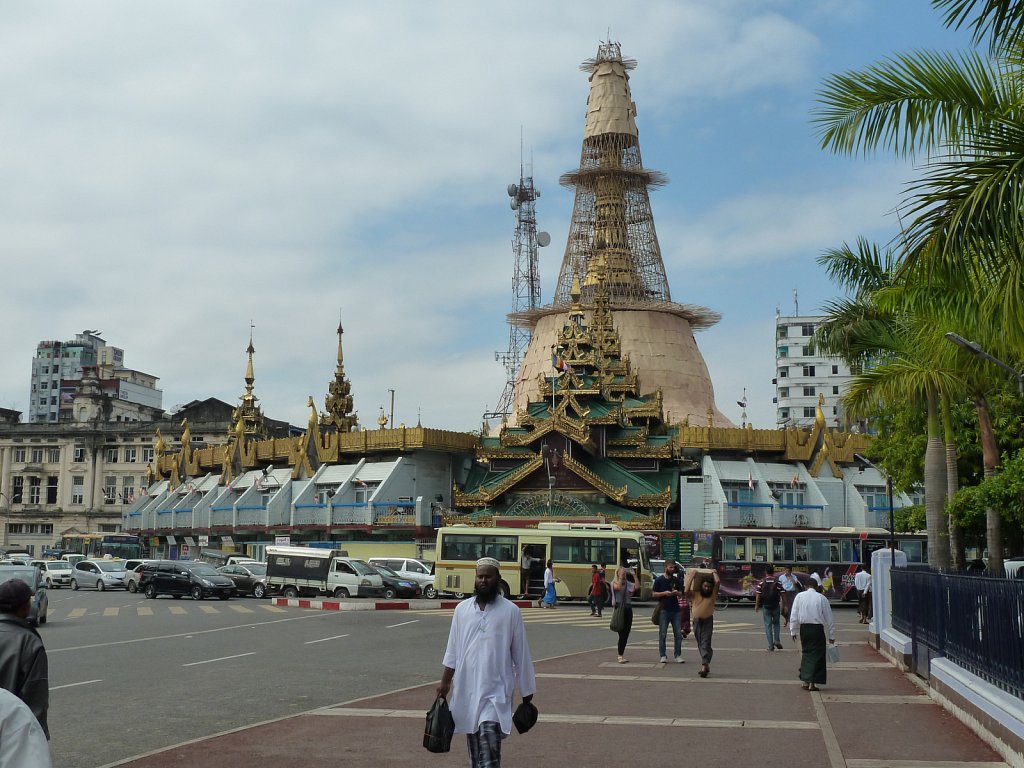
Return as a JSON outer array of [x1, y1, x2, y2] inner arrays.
[[827, 644, 840, 664]]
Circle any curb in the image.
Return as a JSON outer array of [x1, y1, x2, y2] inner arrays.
[[272, 598, 536, 611]]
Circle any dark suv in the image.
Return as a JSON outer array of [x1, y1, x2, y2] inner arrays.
[[138, 561, 235, 600]]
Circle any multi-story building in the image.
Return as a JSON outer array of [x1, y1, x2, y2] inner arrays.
[[28, 330, 162, 423], [774, 312, 855, 429]]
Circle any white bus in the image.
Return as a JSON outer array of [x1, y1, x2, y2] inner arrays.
[[434, 523, 652, 601]]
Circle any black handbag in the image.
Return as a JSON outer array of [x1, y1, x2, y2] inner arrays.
[[423, 695, 455, 753], [512, 700, 538, 734], [609, 602, 625, 633]]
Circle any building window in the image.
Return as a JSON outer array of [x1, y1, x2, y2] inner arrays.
[[142, 447, 154, 463], [780, 409, 790, 419], [46, 476, 58, 505], [833, 386, 840, 395], [124, 447, 137, 463], [104, 446, 118, 463], [801, 323, 815, 336], [13, 448, 25, 463], [803, 386, 815, 397], [104, 476, 117, 504], [11, 477, 23, 504], [777, 346, 788, 358], [73, 445, 86, 462], [833, 406, 838, 415], [831, 365, 839, 375], [121, 477, 135, 503], [777, 325, 788, 339], [28, 477, 41, 504], [802, 365, 816, 377], [803, 407, 816, 418], [40, 381, 48, 390], [778, 387, 789, 398], [49, 396, 57, 405], [30, 448, 43, 463], [778, 368, 788, 378], [71, 476, 84, 505], [47, 448, 60, 463]]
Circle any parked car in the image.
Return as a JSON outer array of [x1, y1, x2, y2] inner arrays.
[[1004, 557, 1024, 579], [71, 559, 128, 591], [139, 561, 235, 600], [218, 562, 271, 598], [367, 557, 437, 599], [369, 564, 422, 599], [0, 566, 48, 626], [123, 560, 159, 593], [197, 549, 259, 568], [31, 560, 72, 589], [61, 554, 86, 566]]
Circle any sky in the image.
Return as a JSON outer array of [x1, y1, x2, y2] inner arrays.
[[0, 1, 975, 432]]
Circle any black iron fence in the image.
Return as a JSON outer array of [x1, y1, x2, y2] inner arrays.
[[892, 568, 1024, 700]]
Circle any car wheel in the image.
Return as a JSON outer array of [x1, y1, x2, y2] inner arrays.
[[71, 579, 79, 591], [191, 586, 204, 601], [127, 581, 138, 594], [144, 584, 157, 599], [282, 586, 299, 598], [253, 583, 266, 599], [453, 591, 466, 599], [384, 587, 397, 600], [97, 580, 106, 592], [424, 585, 438, 599], [333, 587, 349, 598]]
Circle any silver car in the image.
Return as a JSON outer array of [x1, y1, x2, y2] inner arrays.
[[0, 566, 48, 626], [31, 560, 72, 589], [71, 559, 128, 591]]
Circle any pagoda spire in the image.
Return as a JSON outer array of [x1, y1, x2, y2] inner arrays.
[[233, 327, 267, 441], [321, 316, 359, 433]]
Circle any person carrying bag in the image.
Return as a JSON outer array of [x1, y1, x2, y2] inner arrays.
[[608, 565, 636, 663]]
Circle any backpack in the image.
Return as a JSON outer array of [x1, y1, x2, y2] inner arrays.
[[760, 576, 781, 608]]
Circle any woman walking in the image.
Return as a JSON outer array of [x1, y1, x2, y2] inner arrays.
[[541, 559, 560, 608], [788, 579, 836, 691], [611, 564, 637, 663]]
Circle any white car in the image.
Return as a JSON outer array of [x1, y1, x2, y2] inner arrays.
[[32, 560, 72, 589], [367, 557, 436, 598], [71, 559, 128, 591]]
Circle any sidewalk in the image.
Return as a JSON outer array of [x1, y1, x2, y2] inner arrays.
[[107, 609, 1010, 768]]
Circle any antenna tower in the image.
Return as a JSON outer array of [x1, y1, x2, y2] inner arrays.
[[484, 161, 549, 420]]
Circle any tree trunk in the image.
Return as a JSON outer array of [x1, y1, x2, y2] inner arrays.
[[924, 388, 950, 569], [974, 392, 1002, 576], [941, 394, 963, 570]]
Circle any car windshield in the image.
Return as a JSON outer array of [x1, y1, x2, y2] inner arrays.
[[243, 564, 266, 575], [0, 570, 36, 586], [47, 562, 71, 571], [348, 559, 375, 576], [186, 564, 220, 577], [373, 565, 398, 578], [96, 561, 126, 572]]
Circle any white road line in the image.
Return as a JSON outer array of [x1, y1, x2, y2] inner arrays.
[[305, 633, 351, 645], [182, 652, 256, 667], [52, 679, 103, 690], [385, 620, 418, 629]]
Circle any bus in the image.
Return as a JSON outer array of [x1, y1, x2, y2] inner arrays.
[[705, 527, 928, 602], [434, 523, 653, 601], [59, 533, 142, 561]]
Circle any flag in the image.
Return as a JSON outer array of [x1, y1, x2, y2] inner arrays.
[[748, 472, 754, 491], [551, 352, 573, 375]]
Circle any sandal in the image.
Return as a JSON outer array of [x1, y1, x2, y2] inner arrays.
[[617, 656, 627, 664], [808, 685, 819, 692], [801, 683, 810, 690]]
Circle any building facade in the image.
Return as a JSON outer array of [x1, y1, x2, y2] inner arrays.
[[774, 313, 855, 429]]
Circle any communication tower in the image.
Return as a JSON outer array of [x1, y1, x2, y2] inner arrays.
[[484, 164, 550, 421]]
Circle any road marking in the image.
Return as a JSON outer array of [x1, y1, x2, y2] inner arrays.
[[182, 652, 256, 667], [199, 605, 219, 614], [305, 633, 351, 645], [67, 608, 87, 619], [385, 620, 418, 629], [230, 605, 255, 614], [137, 607, 153, 616], [51, 679, 103, 690], [169, 606, 187, 615], [261, 605, 286, 613], [103, 607, 119, 617], [811, 689, 846, 768]]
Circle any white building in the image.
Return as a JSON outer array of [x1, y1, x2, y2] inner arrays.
[[774, 313, 855, 430], [28, 330, 162, 423]]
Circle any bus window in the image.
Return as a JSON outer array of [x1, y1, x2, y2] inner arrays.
[[440, 534, 518, 562], [772, 539, 785, 561], [794, 539, 808, 561], [781, 538, 795, 561], [839, 539, 857, 563], [551, 537, 617, 565], [722, 537, 745, 562], [751, 538, 768, 562], [830, 541, 841, 562], [808, 539, 830, 562], [901, 540, 925, 563]]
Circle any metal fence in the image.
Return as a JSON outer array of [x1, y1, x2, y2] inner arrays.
[[892, 568, 1024, 699]]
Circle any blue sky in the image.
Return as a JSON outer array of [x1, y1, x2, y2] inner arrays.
[[0, 1, 973, 431]]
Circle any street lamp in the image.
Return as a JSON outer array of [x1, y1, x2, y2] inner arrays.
[[944, 332, 1024, 395], [0, 491, 8, 547]]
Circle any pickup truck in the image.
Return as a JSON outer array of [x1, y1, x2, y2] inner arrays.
[[265, 546, 384, 599]]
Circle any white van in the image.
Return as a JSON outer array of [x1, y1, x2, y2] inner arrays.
[[265, 546, 384, 599], [367, 557, 436, 598]]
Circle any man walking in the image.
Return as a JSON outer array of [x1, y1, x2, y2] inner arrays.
[[777, 564, 801, 626], [438, 557, 536, 767], [685, 564, 720, 678], [652, 560, 685, 664], [0, 580, 49, 739], [754, 564, 784, 651], [854, 564, 872, 624]]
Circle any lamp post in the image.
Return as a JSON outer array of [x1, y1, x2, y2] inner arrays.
[[0, 491, 9, 547], [944, 332, 1024, 395], [886, 475, 896, 555]]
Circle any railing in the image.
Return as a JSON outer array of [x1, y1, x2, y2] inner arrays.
[[725, 502, 773, 527], [892, 568, 1024, 700], [373, 502, 415, 526]]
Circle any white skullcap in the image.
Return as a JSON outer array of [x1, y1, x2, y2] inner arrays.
[[810, 572, 823, 585], [476, 557, 501, 571]]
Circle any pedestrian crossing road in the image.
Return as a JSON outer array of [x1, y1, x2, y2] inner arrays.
[[47, 602, 290, 620], [418, 607, 756, 633]]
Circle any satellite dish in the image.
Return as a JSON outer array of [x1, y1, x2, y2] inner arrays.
[[536, 232, 551, 247], [507, 184, 518, 198], [510, 198, 519, 210]]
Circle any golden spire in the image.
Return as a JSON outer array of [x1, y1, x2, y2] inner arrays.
[[236, 328, 267, 441], [321, 316, 359, 433]]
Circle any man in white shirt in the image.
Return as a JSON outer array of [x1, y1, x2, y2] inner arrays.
[[789, 581, 836, 691], [438, 557, 537, 767], [0, 688, 51, 768], [519, 546, 539, 599], [853, 565, 872, 624], [777, 565, 801, 626]]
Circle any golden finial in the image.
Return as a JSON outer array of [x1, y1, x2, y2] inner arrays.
[[815, 392, 826, 430], [377, 407, 388, 429]]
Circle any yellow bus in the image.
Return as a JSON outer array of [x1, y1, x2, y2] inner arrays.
[[434, 523, 653, 601]]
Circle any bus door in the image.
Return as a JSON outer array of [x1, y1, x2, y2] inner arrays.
[[745, 537, 770, 596], [519, 538, 547, 598]]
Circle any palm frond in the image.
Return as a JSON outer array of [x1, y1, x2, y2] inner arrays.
[[933, 0, 1024, 50], [816, 238, 896, 295]]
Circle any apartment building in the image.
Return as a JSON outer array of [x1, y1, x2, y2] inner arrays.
[[774, 313, 855, 429]]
